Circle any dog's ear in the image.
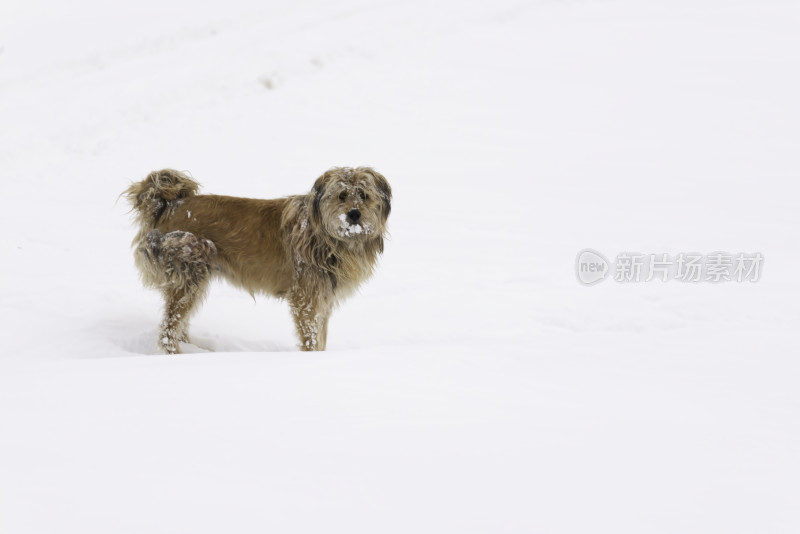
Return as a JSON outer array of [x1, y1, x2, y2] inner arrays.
[[309, 170, 331, 227], [361, 167, 391, 219]]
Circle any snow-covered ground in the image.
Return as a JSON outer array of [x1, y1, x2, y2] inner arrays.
[[1, 0, 799, 532]]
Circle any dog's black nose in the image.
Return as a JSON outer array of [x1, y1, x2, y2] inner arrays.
[[347, 209, 361, 224]]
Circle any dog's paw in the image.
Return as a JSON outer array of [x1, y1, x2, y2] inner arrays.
[[158, 334, 182, 355]]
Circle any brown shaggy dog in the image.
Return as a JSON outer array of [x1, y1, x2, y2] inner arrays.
[[124, 167, 391, 354]]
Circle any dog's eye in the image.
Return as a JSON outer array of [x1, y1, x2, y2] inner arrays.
[[338, 191, 347, 201], [358, 190, 367, 201]]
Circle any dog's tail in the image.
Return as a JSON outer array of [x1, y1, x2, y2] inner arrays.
[[123, 169, 200, 229]]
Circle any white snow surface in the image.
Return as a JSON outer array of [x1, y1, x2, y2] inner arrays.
[[1, 0, 799, 532]]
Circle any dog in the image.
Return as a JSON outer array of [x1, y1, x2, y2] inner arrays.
[[123, 167, 391, 353]]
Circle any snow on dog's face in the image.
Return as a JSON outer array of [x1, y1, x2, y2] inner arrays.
[[310, 167, 392, 246]]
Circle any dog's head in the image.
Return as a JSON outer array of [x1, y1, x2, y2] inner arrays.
[[310, 167, 391, 247]]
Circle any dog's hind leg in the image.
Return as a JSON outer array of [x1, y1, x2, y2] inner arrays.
[[137, 230, 216, 354], [158, 282, 209, 354]]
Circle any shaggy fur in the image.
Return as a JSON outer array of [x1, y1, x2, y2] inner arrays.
[[124, 167, 391, 353]]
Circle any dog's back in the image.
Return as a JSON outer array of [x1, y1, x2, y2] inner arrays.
[[155, 194, 295, 296], [124, 170, 295, 297]]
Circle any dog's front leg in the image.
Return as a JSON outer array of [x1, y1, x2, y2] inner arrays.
[[288, 288, 331, 351], [317, 315, 330, 351]]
